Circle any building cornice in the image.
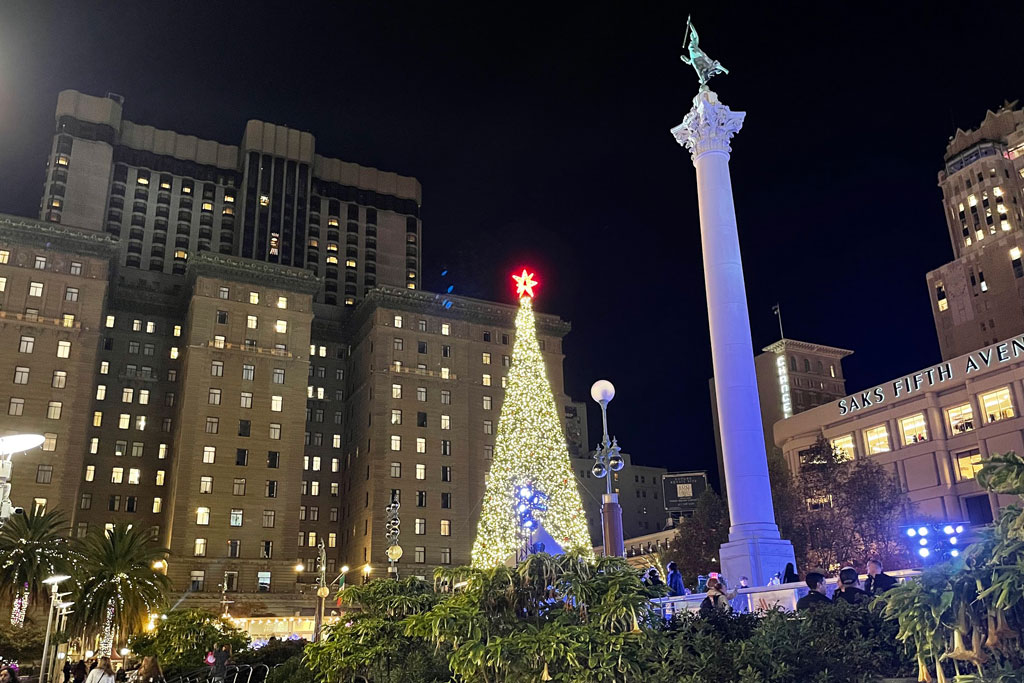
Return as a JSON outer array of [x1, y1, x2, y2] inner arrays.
[[349, 286, 572, 338], [186, 252, 321, 295], [762, 338, 853, 359], [0, 213, 120, 259]]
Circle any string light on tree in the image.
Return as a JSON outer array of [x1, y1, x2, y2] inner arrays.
[[471, 268, 593, 568]]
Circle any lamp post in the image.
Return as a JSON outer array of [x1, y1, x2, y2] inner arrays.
[[590, 380, 625, 557], [298, 545, 350, 643], [39, 574, 71, 683], [0, 434, 45, 524]]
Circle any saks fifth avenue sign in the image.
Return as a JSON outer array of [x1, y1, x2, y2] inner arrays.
[[837, 335, 1024, 416]]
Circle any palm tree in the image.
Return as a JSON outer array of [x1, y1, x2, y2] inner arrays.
[[71, 524, 169, 653], [0, 508, 78, 626]]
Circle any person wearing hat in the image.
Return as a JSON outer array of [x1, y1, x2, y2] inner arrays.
[[832, 566, 870, 605], [699, 577, 736, 612], [795, 571, 832, 611]]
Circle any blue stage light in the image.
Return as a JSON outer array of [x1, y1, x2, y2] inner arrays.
[[951, 550, 960, 557], [907, 528, 917, 537], [519, 486, 533, 499], [918, 527, 929, 536], [955, 525, 964, 534], [950, 537, 957, 545], [919, 548, 930, 558], [919, 538, 928, 546], [943, 525, 955, 535]]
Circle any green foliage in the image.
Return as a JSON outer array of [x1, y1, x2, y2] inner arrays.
[[664, 490, 729, 587], [306, 551, 914, 682], [0, 508, 80, 621], [877, 451, 1024, 682], [0, 620, 46, 663], [127, 609, 249, 678], [265, 655, 316, 683], [234, 637, 306, 667], [781, 435, 912, 572]]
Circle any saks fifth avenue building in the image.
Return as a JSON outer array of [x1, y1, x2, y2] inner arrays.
[[774, 335, 1024, 526]]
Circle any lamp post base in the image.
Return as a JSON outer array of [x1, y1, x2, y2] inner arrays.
[[601, 493, 624, 557], [719, 536, 795, 587]]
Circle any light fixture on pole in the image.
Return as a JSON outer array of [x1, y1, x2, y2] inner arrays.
[[0, 434, 45, 523], [39, 575, 71, 683], [590, 380, 625, 557]]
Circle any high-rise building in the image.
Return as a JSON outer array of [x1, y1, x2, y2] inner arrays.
[[41, 90, 421, 304], [1, 87, 592, 612], [711, 338, 852, 497], [928, 102, 1024, 359]]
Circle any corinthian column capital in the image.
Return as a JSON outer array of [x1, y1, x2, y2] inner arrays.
[[671, 87, 745, 164]]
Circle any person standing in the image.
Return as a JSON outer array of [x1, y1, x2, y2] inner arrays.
[[864, 559, 897, 595], [133, 656, 163, 683], [63, 660, 72, 683], [73, 659, 87, 683], [795, 572, 832, 611], [782, 563, 799, 584], [699, 577, 736, 613], [666, 562, 688, 597], [832, 567, 871, 605], [210, 644, 230, 683], [84, 658, 116, 683]]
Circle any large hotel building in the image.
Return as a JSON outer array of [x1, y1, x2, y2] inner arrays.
[[0, 90, 597, 611], [776, 102, 1024, 530]]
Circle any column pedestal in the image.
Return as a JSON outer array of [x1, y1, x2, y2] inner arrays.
[[601, 493, 624, 557]]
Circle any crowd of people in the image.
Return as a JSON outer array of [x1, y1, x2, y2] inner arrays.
[[642, 557, 900, 612]]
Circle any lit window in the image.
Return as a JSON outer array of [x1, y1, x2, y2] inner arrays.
[[440, 520, 451, 536], [946, 402, 974, 434], [482, 373, 491, 386], [416, 464, 426, 480], [483, 396, 492, 410], [92, 411, 103, 427], [277, 296, 287, 309], [155, 470, 165, 485], [899, 413, 929, 445], [203, 446, 216, 463], [111, 467, 124, 484], [128, 468, 140, 485], [269, 423, 281, 439], [169, 347, 179, 359], [152, 497, 162, 513], [482, 352, 491, 365], [391, 435, 402, 451], [240, 392, 253, 408], [201, 201, 213, 212], [980, 387, 1015, 423], [196, 507, 210, 525], [42, 433, 57, 451], [483, 420, 493, 435], [46, 401, 63, 420], [19, 336, 34, 353], [13, 366, 29, 384], [193, 538, 207, 556], [441, 367, 450, 379], [968, 194, 978, 207], [416, 437, 426, 453], [122, 387, 134, 403], [441, 414, 451, 430], [391, 409, 402, 425], [392, 383, 402, 399], [56, 341, 71, 358], [208, 388, 222, 405], [955, 448, 983, 481], [271, 395, 283, 412], [441, 323, 450, 336], [230, 509, 243, 526], [0, 251, 6, 264], [173, 325, 182, 337], [863, 424, 891, 454], [275, 320, 287, 334], [247, 315, 258, 329], [394, 315, 403, 329], [249, 291, 260, 305], [259, 194, 269, 206], [118, 413, 131, 430], [65, 287, 79, 302], [105, 315, 115, 328], [100, 361, 109, 374], [85, 465, 95, 482], [7, 398, 24, 416]]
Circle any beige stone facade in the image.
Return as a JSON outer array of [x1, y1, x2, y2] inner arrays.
[[774, 335, 1024, 526]]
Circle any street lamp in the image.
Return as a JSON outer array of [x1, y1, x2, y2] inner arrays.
[[0, 434, 45, 523], [307, 543, 351, 643], [590, 380, 624, 557], [40, 575, 71, 683]]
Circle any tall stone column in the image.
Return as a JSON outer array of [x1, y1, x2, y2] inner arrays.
[[672, 87, 795, 585]]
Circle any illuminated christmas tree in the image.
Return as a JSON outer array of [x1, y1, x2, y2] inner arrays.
[[471, 269, 593, 568]]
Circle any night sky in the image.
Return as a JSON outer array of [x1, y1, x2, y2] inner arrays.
[[1, 3, 1022, 485]]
